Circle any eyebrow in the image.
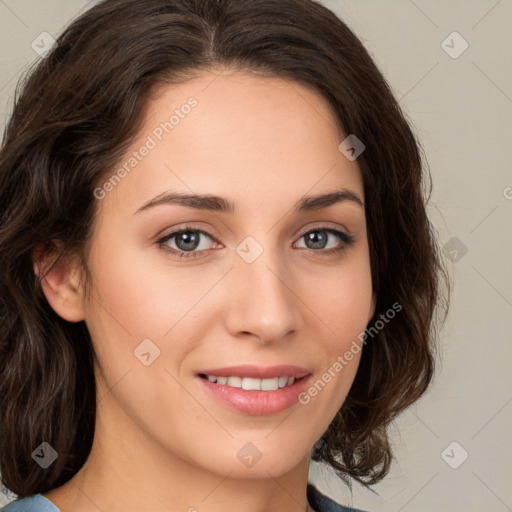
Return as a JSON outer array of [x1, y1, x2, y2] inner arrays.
[[134, 189, 364, 215]]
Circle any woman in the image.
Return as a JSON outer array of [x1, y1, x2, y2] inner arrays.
[[0, 0, 449, 511]]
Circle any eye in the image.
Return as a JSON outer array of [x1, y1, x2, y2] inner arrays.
[[156, 225, 355, 260], [294, 227, 355, 255], [157, 225, 220, 259]]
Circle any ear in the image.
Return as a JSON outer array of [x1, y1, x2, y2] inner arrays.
[[32, 244, 86, 323]]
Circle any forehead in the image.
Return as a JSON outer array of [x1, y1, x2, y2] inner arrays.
[[97, 70, 364, 218]]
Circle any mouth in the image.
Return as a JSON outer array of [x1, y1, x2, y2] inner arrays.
[[195, 364, 313, 415]]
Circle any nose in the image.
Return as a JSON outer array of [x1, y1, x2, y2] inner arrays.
[[222, 245, 303, 344]]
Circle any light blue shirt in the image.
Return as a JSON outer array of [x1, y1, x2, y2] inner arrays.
[[1, 482, 368, 512], [1, 494, 57, 512]]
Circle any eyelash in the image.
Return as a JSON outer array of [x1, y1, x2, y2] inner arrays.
[[156, 224, 355, 260]]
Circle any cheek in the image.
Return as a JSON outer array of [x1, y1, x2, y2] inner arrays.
[[86, 240, 205, 337], [297, 266, 371, 421], [301, 252, 373, 403], [306, 257, 373, 346]]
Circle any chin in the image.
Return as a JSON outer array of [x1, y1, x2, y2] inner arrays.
[[199, 439, 311, 479]]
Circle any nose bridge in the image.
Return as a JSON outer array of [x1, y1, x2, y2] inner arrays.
[[224, 238, 301, 343]]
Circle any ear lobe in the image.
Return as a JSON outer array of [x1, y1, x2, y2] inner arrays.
[[32, 244, 86, 323]]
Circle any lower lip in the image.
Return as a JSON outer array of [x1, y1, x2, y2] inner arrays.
[[197, 375, 312, 416]]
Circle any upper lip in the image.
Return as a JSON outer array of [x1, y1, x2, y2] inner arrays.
[[197, 364, 311, 380]]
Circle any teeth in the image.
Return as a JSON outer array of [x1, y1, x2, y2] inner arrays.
[[261, 377, 279, 391], [227, 376, 242, 387], [202, 374, 296, 390], [278, 376, 288, 388], [242, 377, 260, 390]]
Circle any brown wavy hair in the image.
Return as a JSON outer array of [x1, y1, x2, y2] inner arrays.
[[0, 0, 450, 497]]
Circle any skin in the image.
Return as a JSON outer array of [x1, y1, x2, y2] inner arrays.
[[37, 68, 375, 512]]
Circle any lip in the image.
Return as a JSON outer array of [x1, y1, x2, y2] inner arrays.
[[196, 365, 313, 416]]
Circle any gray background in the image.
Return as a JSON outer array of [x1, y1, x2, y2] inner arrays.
[[1, 1, 511, 511]]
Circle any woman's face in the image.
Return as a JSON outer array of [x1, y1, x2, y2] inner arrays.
[[79, 70, 374, 479]]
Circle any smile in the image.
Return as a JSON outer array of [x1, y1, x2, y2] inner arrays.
[[196, 365, 313, 415]]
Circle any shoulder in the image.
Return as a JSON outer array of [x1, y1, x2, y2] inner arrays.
[[1, 494, 60, 512], [307, 482, 369, 512]]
